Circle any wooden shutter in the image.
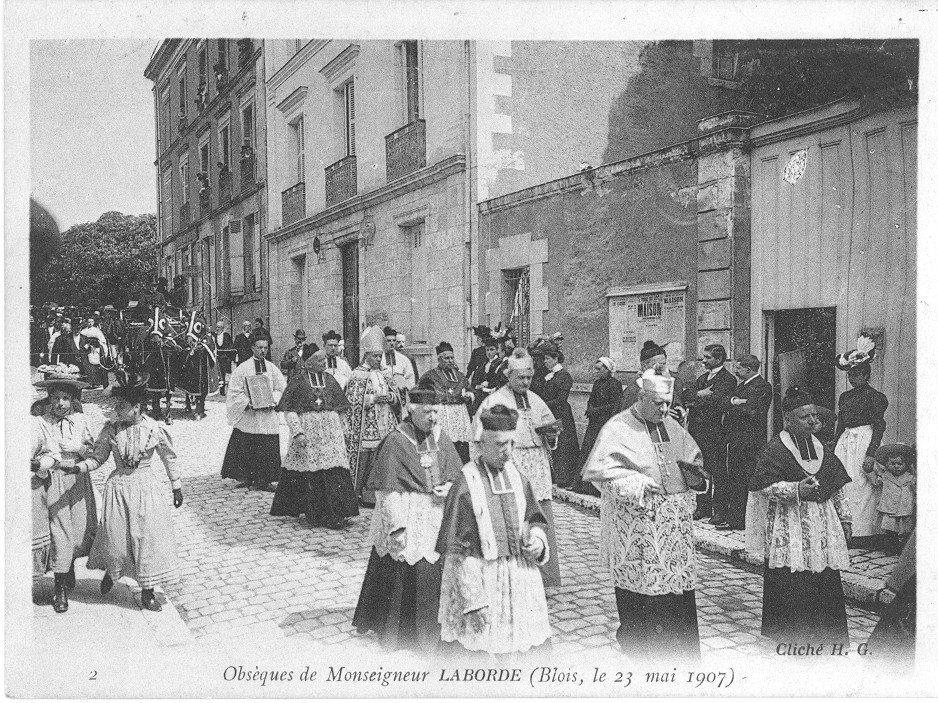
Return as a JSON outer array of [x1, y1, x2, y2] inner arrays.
[[346, 80, 356, 156], [297, 115, 306, 183], [229, 218, 244, 294]]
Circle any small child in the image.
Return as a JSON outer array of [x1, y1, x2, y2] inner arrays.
[[872, 443, 916, 556]]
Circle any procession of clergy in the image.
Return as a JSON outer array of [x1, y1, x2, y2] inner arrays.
[[215, 322, 885, 663]]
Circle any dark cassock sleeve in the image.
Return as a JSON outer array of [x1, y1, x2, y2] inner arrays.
[[521, 473, 547, 529], [435, 472, 482, 558], [324, 372, 350, 413], [437, 433, 464, 483], [749, 439, 794, 493], [866, 389, 889, 458]]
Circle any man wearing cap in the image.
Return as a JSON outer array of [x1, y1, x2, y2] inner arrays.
[[686, 343, 737, 524], [345, 326, 401, 504], [582, 368, 708, 664], [322, 330, 352, 390], [436, 404, 552, 656], [620, 340, 687, 422], [418, 342, 475, 464], [280, 329, 319, 382], [747, 387, 852, 649], [221, 337, 286, 492], [472, 347, 562, 586], [381, 326, 416, 400], [352, 388, 462, 652]]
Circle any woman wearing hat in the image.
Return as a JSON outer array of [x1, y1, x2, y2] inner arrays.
[[31, 414, 57, 595], [86, 375, 183, 612], [834, 335, 889, 545], [574, 357, 623, 496], [417, 342, 475, 465], [35, 377, 100, 613], [538, 341, 580, 489]]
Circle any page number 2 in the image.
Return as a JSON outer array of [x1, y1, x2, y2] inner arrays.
[[89, 671, 97, 681]]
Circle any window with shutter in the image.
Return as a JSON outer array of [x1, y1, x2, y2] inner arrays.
[[404, 41, 420, 122], [179, 156, 190, 204], [242, 213, 254, 293], [229, 218, 244, 294], [178, 69, 187, 117], [162, 169, 174, 235], [345, 80, 356, 156], [296, 115, 306, 183]]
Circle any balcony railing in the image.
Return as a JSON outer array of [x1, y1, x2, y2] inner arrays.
[[219, 168, 232, 206], [282, 182, 306, 227], [325, 155, 357, 207], [199, 188, 211, 217], [385, 119, 426, 183], [240, 153, 256, 190], [179, 202, 191, 228]]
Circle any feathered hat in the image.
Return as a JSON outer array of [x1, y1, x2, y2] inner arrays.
[[836, 334, 876, 370], [110, 368, 151, 405], [490, 322, 514, 342]]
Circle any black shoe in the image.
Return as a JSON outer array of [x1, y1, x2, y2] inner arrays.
[[235, 482, 252, 489], [100, 573, 113, 595], [709, 514, 727, 526], [693, 509, 710, 521], [715, 523, 736, 531], [254, 483, 276, 493], [64, 564, 76, 590], [141, 589, 162, 612], [53, 577, 68, 613]]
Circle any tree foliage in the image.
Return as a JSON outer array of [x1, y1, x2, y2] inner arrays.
[[737, 40, 918, 119], [31, 211, 158, 306]]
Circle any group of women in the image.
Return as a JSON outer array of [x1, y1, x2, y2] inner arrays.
[[31, 374, 183, 613]]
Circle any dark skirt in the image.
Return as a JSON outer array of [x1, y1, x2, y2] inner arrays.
[[549, 404, 580, 489], [352, 549, 442, 653], [614, 587, 700, 664], [221, 428, 281, 485], [761, 565, 849, 646], [572, 418, 609, 496], [270, 468, 359, 525]]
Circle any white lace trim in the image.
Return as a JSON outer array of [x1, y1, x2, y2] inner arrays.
[[439, 554, 551, 654], [509, 446, 553, 502], [369, 490, 444, 565]]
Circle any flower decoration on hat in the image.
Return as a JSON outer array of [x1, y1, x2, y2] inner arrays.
[[835, 334, 876, 370]]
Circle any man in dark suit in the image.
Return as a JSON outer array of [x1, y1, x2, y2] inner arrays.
[[213, 321, 235, 395], [50, 318, 87, 371], [686, 343, 738, 524], [720, 354, 773, 531], [279, 328, 319, 381], [234, 320, 254, 365]]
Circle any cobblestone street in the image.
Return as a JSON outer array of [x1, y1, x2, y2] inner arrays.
[[54, 387, 884, 664]]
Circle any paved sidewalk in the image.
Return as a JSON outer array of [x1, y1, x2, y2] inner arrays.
[[554, 487, 898, 606]]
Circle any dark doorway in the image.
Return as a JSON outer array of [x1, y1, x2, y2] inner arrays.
[[766, 307, 836, 434], [341, 242, 360, 368]]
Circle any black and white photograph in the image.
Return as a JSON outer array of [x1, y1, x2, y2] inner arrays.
[[7, 0, 935, 697]]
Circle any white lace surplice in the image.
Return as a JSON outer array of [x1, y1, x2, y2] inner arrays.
[[369, 490, 445, 565], [599, 477, 699, 595]]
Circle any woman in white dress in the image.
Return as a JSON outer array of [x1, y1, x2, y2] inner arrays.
[[87, 374, 183, 612]]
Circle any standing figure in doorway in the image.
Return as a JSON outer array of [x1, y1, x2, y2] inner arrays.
[[382, 326, 416, 408], [234, 320, 254, 366], [834, 335, 888, 547], [213, 321, 234, 396]]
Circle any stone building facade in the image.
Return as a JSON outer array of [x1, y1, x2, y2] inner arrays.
[[144, 39, 269, 330]]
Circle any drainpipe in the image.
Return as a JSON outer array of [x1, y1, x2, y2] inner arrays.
[[463, 40, 474, 363]]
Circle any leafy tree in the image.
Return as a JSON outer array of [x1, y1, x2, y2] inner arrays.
[[31, 211, 158, 307]]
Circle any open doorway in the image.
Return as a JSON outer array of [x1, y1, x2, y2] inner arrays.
[[764, 307, 836, 434]]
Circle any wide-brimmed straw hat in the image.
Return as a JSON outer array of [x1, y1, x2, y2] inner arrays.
[[875, 442, 916, 467]]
